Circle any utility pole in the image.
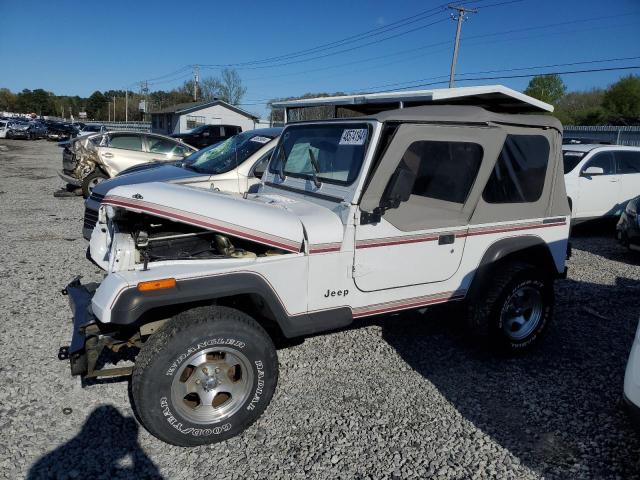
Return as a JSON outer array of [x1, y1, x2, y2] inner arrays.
[[448, 4, 477, 88], [193, 64, 199, 101], [125, 90, 128, 122], [113, 96, 116, 121]]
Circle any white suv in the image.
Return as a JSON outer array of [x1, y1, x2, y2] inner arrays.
[[563, 145, 640, 222]]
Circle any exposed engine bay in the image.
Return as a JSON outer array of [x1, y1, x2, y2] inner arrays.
[[93, 208, 289, 272]]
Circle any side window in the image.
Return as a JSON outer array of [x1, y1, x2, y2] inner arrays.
[[147, 136, 180, 154], [616, 151, 640, 174], [483, 135, 550, 204], [393, 140, 483, 204], [252, 150, 273, 179], [583, 152, 615, 175], [108, 134, 143, 151]]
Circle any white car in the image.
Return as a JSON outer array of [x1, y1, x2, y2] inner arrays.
[[625, 319, 640, 428], [0, 120, 8, 138], [563, 145, 640, 222], [81, 128, 282, 239]]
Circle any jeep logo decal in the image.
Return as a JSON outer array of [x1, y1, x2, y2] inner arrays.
[[324, 289, 349, 298], [132, 193, 143, 199]]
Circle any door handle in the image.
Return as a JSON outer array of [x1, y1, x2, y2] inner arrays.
[[438, 234, 455, 245], [102, 152, 113, 158]]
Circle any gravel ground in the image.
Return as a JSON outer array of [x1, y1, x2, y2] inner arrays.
[[0, 139, 639, 480]]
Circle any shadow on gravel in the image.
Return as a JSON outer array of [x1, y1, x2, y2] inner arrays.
[[373, 276, 640, 478], [26, 405, 163, 480]]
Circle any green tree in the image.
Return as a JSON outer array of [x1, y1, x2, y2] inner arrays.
[[86, 91, 107, 119], [524, 74, 567, 105], [602, 75, 640, 125], [0, 88, 17, 111]]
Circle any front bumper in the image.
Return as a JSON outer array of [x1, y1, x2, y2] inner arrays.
[[59, 277, 98, 376], [58, 170, 82, 187], [59, 277, 134, 379], [9, 130, 29, 138]]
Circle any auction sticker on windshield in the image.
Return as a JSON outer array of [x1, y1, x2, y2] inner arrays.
[[339, 129, 367, 146], [250, 136, 271, 144]]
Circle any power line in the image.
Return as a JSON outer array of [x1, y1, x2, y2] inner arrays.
[[237, 62, 640, 105], [356, 55, 640, 92], [200, 17, 451, 71], [373, 65, 640, 93], [201, 4, 453, 68]]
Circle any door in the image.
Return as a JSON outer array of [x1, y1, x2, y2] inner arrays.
[[99, 133, 149, 176], [615, 150, 640, 211], [355, 124, 502, 291], [574, 151, 619, 218]]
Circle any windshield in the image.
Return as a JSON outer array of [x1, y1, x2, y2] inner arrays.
[[186, 131, 276, 175], [268, 123, 371, 185], [563, 150, 587, 174]]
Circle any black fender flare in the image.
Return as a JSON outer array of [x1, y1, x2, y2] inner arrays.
[[109, 272, 352, 338], [468, 235, 558, 299]]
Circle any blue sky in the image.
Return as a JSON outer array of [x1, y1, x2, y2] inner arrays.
[[1, 0, 639, 117]]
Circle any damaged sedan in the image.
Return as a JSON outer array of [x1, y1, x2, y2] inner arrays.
[[58, 131, 196, 197]]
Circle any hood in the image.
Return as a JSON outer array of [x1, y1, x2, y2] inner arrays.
[[103, 183, 305, 252], [102, 182, 346, 253], [92, 165, 205, 197]]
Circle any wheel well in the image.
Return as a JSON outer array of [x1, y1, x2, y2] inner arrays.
[[469, 242, 557, 301], [134, 293, 286, 343]]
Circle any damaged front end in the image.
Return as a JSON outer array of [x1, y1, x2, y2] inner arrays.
[[58, 133, 103, 186], [58, 277, 140, 378], [61, 183, 306, 378]]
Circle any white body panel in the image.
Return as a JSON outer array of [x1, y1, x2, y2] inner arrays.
[[564, 145, 640, 220], [624, 319, 640, 411], [88, 113, 570, 333]]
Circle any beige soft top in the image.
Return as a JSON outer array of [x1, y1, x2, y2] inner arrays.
[[365, 105, 563, 133]]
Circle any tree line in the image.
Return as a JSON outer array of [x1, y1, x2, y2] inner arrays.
[[524, 74, 640, 126], [0, 68, 247, 121]]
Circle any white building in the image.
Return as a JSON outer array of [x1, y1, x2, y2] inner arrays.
[[150, 99, 260, 135]]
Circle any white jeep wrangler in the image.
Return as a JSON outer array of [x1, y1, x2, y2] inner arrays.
[[60, 104, 570, 446]]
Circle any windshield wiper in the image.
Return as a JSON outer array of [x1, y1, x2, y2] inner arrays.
[[308, 148, 322, 188]]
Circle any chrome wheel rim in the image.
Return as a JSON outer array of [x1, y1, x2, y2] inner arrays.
[[501, 285, 543, 341], [171, 347, 254, 424]]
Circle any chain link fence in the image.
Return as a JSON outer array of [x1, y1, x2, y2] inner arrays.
[[564, 126, 640, 146]]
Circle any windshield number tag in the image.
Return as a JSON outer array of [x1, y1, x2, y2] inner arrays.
[[250, 136, 271, 144], [339, 129, 367, 146]]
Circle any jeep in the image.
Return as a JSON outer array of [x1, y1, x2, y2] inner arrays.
[[60, 101, 570, 446]]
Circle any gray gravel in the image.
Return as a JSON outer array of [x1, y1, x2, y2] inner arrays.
[[0, 138, 639, 479]]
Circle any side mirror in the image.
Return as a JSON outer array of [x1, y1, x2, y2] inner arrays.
[[581, 166, 604, 176], [382, 164, 415, 209], [361, 164, 416, 224]]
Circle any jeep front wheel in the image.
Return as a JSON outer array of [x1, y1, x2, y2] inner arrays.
[[469, 262, 553, 352], [132, 306, 278, 447]]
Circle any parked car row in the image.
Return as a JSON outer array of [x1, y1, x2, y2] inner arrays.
[[0, 117, 108, 141], [0, 118, 48, 139]]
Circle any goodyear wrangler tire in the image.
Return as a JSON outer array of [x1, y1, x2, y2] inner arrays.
[[468, 262, 553, 352], [132, 306, 278, 447]]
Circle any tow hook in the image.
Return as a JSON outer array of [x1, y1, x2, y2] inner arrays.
[[61, 288, 68, 296], [58, 346, 70, 360]]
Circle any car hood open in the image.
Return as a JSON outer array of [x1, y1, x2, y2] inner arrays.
[[103, 182, 345, 253]]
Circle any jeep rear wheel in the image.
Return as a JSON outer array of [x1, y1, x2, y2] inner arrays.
[[131, 306, 278, 447], [468, 262, 553, 352]]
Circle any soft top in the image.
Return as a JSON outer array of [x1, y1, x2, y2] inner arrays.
[[365, 105, 563, 133]]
